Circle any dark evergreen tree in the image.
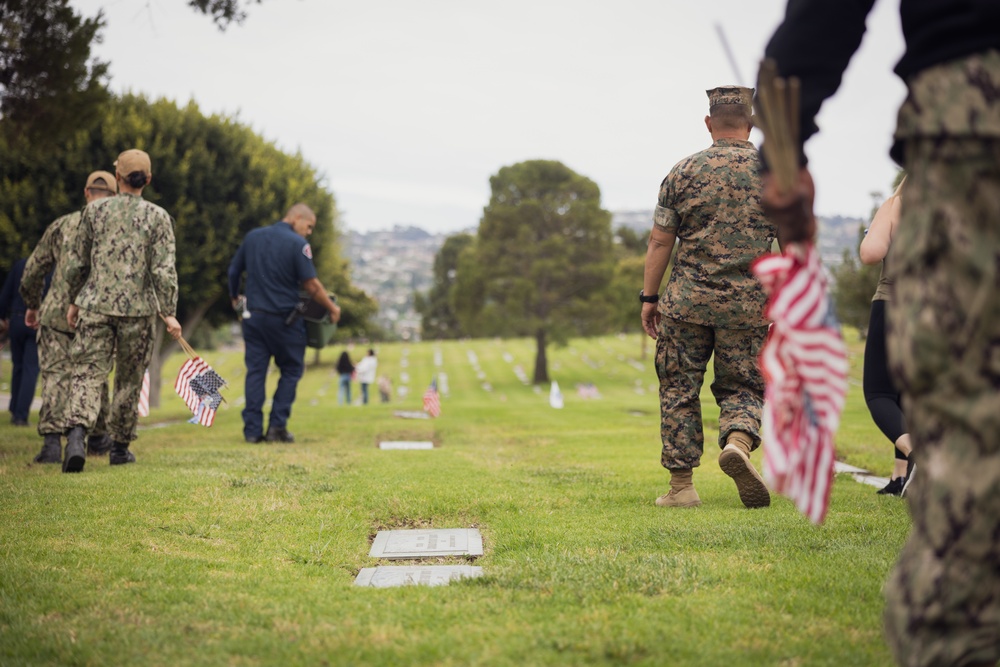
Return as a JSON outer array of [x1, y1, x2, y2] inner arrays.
[[454, 160, 614, 384], [415, 233, 474, 340]]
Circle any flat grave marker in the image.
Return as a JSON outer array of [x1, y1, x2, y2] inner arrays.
[[393, 410, 427, 419], [379, 441, 434, 450], [369, 528, 484, 559], [354, 565, 483, 588]]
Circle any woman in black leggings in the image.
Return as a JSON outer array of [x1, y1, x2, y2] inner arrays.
[[860, 178, 912, 495]]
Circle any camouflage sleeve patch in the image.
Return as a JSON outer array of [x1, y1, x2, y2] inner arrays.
[[654, 204, 679, 231]]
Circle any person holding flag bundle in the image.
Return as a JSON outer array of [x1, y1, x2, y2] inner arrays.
[[21, 171, 118, 464], [62, 149, 182, 473], [759, 2, 1000, 663]]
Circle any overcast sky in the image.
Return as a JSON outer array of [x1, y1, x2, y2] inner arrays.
[[74, 0, 907, 234]]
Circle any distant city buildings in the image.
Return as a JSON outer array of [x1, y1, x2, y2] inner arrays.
[[344, 225, 447, 341], [346, 213, 865, 340]]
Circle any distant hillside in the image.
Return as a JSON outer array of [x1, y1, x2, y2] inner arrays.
[[346, 212, 866, 339], [611, 210, 865, 267]]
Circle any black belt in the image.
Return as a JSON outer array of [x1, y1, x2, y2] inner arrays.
[[249, 309, 285, 316]]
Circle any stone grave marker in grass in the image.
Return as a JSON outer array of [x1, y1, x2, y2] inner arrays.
[[354, 565, 483, 588], [369, 528, 484, 559], [379, 441, 434, 450]]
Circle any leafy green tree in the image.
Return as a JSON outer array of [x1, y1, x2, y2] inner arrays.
[[188, 0, 262, 29], [415, 232, 474, 339], [0, 93, 375, 404], [831, 225, 880, 339], [0, 0, 109, 147], [454, 160, 614, 384]]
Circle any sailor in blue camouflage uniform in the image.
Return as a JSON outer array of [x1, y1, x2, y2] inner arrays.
[[641, 85, 777, 510], [761, 2, 1000, 664], [228, 204, 340, 444], [62, 149, 182, 473], [21, 171, 117, 464]]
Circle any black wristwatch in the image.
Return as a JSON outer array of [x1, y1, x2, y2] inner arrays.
[[639, 289, 659, 304]]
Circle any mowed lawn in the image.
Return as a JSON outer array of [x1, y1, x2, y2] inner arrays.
[[0, 332, 909, 666]]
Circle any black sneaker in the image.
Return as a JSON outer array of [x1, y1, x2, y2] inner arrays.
[[245, 435, 264, 444], [264, 428, 294, 443], [901, 464, 916, 497], [33, 434, 62, 464], [63, 426, 86, 473], [876, 476, 905, 496]]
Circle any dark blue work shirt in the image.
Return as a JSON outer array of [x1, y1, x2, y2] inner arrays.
[[228, 221, 317, 314], [0, 258, 40, 319]]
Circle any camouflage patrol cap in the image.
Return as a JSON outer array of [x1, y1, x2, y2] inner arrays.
[[85, 170, 118, 194], [706, 85, 755, 110], [114, 149, 151, 177]]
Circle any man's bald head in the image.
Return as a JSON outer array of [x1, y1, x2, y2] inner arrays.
[[284, 203, 317, 238]]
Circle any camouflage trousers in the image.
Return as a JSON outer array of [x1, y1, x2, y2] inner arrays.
[[68, 311, 155, 444], [655, 316, 766, 470], [37, 326, 108, 436], [883, 139, 1000, 667]]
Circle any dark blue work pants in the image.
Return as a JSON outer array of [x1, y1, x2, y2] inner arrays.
[[8, 316, 39, 423], [241, 313, 306, 439]]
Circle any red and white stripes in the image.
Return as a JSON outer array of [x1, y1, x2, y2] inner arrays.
[[753, 243, 848, 524]]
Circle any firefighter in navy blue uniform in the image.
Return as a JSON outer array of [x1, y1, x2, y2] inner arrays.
[[228, 204, 340, 443]]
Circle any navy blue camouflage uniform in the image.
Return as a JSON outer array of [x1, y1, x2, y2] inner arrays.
[[228, 221, 316, 441]]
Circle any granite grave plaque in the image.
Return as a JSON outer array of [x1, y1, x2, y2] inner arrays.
[[369, 528, 484, 559], [354, 565, 482, 588], [379, 441, 434, 450]]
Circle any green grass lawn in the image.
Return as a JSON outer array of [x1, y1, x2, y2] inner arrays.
[[0, 332, 910, 666]]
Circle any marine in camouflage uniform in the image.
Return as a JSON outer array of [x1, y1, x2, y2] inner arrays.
[[641, 86, 777, 509], [62, 150, 181, 473], [20, 171, 116, 464], [762, 3, 1000, 664]]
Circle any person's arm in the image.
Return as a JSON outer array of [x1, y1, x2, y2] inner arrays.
[[641, 225, 676, 340], [761, 168, 818, 246], [0, 262, 16, 321], [20, 222, 58, 310], [301, 277, 341, 323], [762, 0, 878, 158], [228, 242, 246, 308], [62, 208, 94, 306], [859, 195, 900, 265]]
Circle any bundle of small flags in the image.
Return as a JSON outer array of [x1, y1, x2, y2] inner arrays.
[[423, 378, 441, 418], [175, 357, 227, 427], [753, 242, 848, 524]]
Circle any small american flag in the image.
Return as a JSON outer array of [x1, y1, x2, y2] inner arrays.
[[174, 357, 227, 427], [753, 242, 848, 524], [423, 378, 441, 418], [137, 369, 150, 417]]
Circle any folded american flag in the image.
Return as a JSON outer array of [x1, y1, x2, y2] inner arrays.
[[753, 243, 848, 524], [174, 357, 227, 427]]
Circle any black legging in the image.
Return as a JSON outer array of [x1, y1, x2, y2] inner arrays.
[[863, 299, 908, 460]]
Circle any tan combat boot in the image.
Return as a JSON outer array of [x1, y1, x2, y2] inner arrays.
[[655, 468, 702, 508], [719, 431, 770, 509]]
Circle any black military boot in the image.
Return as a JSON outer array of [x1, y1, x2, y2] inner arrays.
[[33, 434, 63, 464], [87, 434, 113, 455], [63, 426, 87, 473], [109, 442, 136, 466]]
